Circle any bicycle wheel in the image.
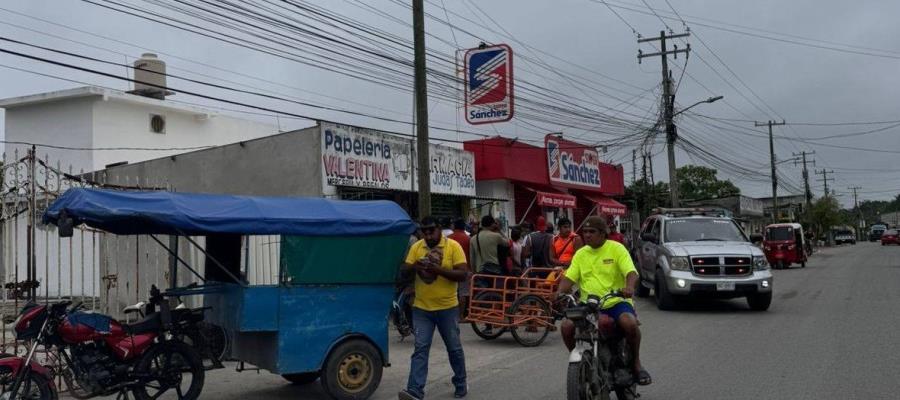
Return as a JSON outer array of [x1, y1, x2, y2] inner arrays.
[[469, 291, 506, 340], [509, 295, 552, 347]]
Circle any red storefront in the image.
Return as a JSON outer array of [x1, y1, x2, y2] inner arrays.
[[463, 134, 626, 230]]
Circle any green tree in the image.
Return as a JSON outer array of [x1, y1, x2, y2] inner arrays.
[[807, 196, 847, 240], [624, 178, 670, 218], [675, 165, 740, 201]]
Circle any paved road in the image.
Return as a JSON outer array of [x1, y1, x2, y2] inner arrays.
[[85, 242, 900, 399]]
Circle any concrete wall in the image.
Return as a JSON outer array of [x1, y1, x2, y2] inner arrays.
[[91, 99, 276, 172], [475, 180, 516, 231], [101, 126, 321, 196], [95, 126, 322, 315], [4, 98, 95, 172]]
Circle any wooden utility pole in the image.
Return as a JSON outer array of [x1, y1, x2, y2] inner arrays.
[[756, 120, 786, 222], [641, 151, 649, 218], [815, 169, 834, 197], [632, 149, 637, 185], [793, 150, 815, 210], [849, 185, 863, 240], [412, 0, 431, 218], [638, 31, 690, 207]]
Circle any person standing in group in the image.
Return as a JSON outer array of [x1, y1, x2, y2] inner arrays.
[[448, 219, 472, 319], [441, 217, 454, 237], [469, 215, 509, 277], [510, 226, 526, 275], [551, 217, 583, 268], [525, 222, 554, 269], [607, 220, 626, 245], [399, 217, 469, 400]]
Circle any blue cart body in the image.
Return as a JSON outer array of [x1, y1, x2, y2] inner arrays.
[[204, 284, 393, 374], [44, 188, 416, 381]]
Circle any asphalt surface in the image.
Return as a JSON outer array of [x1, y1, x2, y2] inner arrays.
[[83, 242, 900, 400]]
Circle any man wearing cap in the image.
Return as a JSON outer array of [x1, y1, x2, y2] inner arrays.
[[557, 216, 651, 386], [399, 216, 469, 400]]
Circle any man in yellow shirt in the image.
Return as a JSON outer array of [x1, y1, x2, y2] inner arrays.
[[399, 216, 469, 400], [557, 216, 651, 386]]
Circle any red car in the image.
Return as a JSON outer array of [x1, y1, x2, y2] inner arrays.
[[882, 229, 900, 245]]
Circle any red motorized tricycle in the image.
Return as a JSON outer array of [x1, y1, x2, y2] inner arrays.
[[763, 223, 808, 269]]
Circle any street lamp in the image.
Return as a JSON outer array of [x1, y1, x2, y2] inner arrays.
[[673, 96, 724, 117], [666, 95, 723, 207]]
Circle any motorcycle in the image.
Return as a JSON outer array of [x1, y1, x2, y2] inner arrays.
[[390, 288, 414, 339], [0, 285, 208, 400], [563, 292, 638, 400]]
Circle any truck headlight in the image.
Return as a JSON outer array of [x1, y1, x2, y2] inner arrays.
[[670, 256, 691, 271], [753, 256, 769, 270]]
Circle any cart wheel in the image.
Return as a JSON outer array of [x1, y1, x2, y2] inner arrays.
[[283, 372, 319, 385], [320, 339, 382, 400], [469, 291, 507, 340], [509, 295, 552, 347]]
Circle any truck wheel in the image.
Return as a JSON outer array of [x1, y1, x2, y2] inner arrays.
[[747, 292, 772, 311], [320, 339, 383, 400], [654, 269, 678, 311], [635, 279, 651, 298], [283, 372, 319, 385]]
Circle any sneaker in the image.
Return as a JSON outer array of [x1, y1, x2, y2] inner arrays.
[[454, 384, 468, 398], [398, 389, 422, 400]]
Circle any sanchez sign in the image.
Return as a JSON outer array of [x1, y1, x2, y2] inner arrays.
[[464, 44, 514, 125], [545, 134, 601, 190]]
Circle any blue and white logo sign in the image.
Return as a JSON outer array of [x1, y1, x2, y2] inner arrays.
[[464, 44, 514, 125]]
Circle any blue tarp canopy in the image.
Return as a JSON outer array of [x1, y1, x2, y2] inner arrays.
[[43, 188, 416, 237]]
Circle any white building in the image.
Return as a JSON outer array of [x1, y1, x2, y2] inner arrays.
[[0, 85, 277, 173], [0, 82, 277, 306]]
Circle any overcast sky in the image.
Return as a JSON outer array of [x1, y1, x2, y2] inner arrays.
[[1, 0, 898, 206]]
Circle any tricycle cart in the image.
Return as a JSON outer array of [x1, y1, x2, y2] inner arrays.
[[466, 268, 562, 347], [43, 188, 415, 400], [763, 223, 807, 269]]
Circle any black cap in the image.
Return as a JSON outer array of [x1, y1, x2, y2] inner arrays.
[[419, 216, 438, 229]]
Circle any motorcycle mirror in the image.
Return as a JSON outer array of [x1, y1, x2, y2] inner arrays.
[[58, 210, 74, 238]]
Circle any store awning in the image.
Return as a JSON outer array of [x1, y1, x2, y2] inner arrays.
[[517, 183, 577, 209], [536, 191, 577, 208], [582, 194, 627, 216]]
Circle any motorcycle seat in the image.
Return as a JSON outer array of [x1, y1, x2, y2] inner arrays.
[[123, 312, 161, 335]]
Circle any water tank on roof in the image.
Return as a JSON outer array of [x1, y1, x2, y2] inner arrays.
[[130, 53, 173, 100]]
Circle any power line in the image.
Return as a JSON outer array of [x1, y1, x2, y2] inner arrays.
[[596, 0, 900, 60]]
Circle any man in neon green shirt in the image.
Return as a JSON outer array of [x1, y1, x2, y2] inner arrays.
[[558, 216, 651, 386]]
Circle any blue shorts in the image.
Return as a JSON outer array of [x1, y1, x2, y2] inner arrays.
[[601, 302, 637, 321]]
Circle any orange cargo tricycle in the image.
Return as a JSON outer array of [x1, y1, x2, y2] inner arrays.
[[465, 268, 564, 347]]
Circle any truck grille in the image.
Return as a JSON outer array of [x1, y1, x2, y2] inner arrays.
[[690, 256, 752, 276]]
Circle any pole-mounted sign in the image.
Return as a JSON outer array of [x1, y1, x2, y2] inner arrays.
[[464, 44, 514, 125]]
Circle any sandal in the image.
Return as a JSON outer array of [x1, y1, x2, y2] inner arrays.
[[635, 369, 652, 386]]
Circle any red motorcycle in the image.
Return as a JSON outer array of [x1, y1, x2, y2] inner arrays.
[[0, 286, 208, 400]]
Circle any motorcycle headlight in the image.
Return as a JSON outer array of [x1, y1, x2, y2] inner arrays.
[[753, 255, 769, 270], [670, 256, 691, 271]]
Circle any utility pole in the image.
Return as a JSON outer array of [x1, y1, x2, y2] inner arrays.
[[815, 169, 835, 197], [641, 151, 649, 218], [793, 151, 815, 211], [632, 149, 637, 185], [412, 0, 431, 218], [638, 31, 690, 207], [756, 120, 786, 222], [849, 186, 863, 240]]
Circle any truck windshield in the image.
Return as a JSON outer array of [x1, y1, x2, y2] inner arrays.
[[766, 227, 794, 241], [664, 219, 747, 243]]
